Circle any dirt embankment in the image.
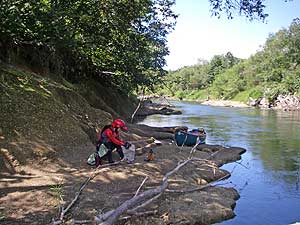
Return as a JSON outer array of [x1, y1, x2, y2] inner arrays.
[[0, 64, 246, 225]]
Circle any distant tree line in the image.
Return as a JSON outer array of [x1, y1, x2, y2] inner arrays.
[[159, 19, 300, 103]]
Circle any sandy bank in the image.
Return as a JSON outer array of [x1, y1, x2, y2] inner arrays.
[[199, 100, 249, 108]]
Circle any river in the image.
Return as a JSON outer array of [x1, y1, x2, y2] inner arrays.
[[138, 100, 300, 225]]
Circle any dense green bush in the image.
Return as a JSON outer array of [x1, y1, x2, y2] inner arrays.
[[0, 0, 177, 92]]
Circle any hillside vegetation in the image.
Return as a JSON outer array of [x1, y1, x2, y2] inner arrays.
[[0, 63, 136, 173], [158, 19, 300, 106], [0, 0, 178, 92], [0, 0, 177, 171]]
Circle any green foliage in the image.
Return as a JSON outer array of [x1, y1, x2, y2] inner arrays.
[[233, 87, 263, 102], [49, 183, 64, 201], [207, 52, 240, 83], [248, 88, 263, 99], [209, 0, 270, 21], [160, 19, 300, 103], [185, 89, 209, 100], [162, 52, 240, 98], [0, 211, 5, 221], [210, 63, 247, 99], [0, 66, 56, 98], [0, 0, 177, 92]]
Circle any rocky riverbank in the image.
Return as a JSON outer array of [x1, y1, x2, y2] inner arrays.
[[134, 99, 182, 120], [1, 124, 246, 225], [249, 94, 300, 111], [156, 94, 300, 111], [1, 65, 246, 225]]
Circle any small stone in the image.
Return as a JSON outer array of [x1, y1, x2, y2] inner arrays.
[[197, 178, 208, 185]]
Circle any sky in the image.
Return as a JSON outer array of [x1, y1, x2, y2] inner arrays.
[[165, 0, 300, 70]]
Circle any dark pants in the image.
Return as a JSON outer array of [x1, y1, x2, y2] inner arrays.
[[105, 142, 124, 163], [95, 141, 124, 165]]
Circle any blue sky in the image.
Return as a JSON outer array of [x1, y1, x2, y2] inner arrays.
[[165, 0, 300, 70]]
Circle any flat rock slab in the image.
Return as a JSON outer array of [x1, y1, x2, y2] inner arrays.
[[0, 125, 246, 225]]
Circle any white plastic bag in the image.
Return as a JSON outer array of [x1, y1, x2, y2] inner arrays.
[[122, 144, 135, 163]]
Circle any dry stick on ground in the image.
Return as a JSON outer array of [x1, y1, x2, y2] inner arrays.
[[95, 159, 192, 225], [95, 157, 223, 225], [58, 157, 228, 225], [179, 134, 188, 152], [49, 161, 123, 225], [51, 148, 226, 225], [131, 87, 145, 123], [188, 139, 203, 158], [165, 173, 230, 193], [120, 210, 158, 220], [134, 176, 149, 197], [70, 219, 92, 225], [127, 193, 162, 214], [85, 149, 220, 224]]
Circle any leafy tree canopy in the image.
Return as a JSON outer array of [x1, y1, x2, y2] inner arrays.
[[208, 0, 289, 22], [0, 0, 177, 92]]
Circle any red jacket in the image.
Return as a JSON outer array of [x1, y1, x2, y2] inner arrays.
[[101, 127, 124, 146]]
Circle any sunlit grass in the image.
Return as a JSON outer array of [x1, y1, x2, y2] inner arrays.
[[49, 183, 64, 201], [0, 212, 5, 220], [233, 87, 263, 103]]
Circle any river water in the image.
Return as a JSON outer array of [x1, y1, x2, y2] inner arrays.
[[138, 100, 300, 225]]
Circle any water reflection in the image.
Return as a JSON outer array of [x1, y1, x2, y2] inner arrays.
[[139, 100, 300, 225]]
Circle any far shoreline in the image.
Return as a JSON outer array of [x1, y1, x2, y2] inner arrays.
[[142, 94, 300, 111], [146, 95, 250, 108], [199, 99, 250, 108]]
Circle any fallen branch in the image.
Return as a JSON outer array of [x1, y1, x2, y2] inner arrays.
[[165, 173, 230, 193], [70, 219, 92, 225], [134, 176, 149, 197], [131, 87, 145, 123], [95, 156, 227, 224], [49, 161, 124, 225], [188, 139, 202, 158], [127, 193, 162, 214], [234, 159, 250, 169], [95, 159, 192, 225], [120, 210, 158, 220], [50, 148, 236, 225]]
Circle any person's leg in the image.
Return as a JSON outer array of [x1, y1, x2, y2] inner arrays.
[[104, 142, 115, 163], [106, 150, 114, 163], [95, 142, 102, 166], [95, 154, 102, 166], [104, 142, 124, 162], [116, 146, 124, 160]]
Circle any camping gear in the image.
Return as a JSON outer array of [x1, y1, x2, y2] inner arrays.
[[122, 144, 135, 163], [98, 143, 109, 157], [87, 152, 98, 166], [87, 144, 109, 166], [175, 128, 206, 146], [122, 143, 136, 163]]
